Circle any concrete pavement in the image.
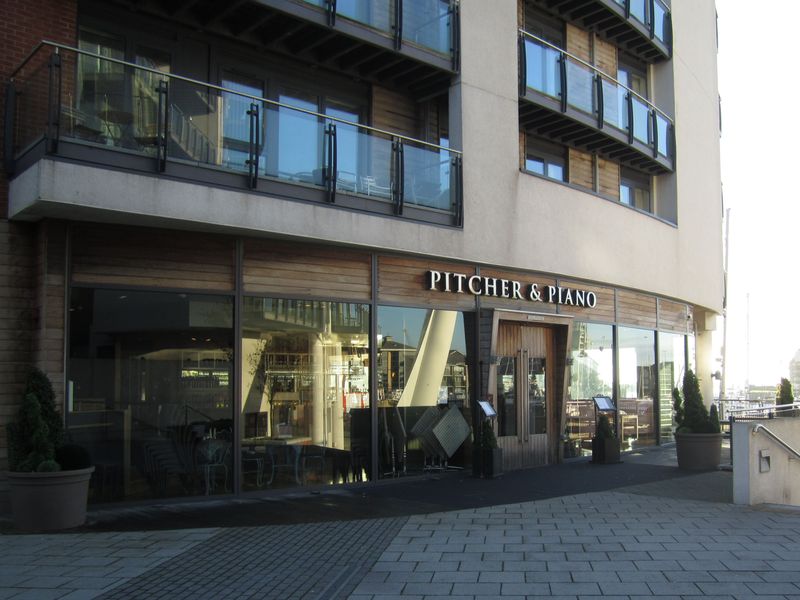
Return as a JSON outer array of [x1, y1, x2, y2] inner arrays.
[[1, 445, 799, 599]]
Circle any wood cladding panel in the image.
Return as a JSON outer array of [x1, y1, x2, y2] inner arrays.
[[557, 280, 615, 322], [378, 256, 475, 309], [478, 268, 557, 313], [566, 23, 591, 62], [658, 298, 689, 333], [372, 85, 418, 138], [598, 157, 620, 199], [71, 225, 235, 291], [594, 35, 617, 77], [617, 289, 657, 329], [244, 240, 371, 301], [569, 148, 594, 190]]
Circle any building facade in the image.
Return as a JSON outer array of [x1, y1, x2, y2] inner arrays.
[[0, 0, 722, 507]]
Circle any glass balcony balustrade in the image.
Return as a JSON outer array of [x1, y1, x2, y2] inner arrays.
[[301, 0, 453, 56], [7, 42, 463, 223], [611, 0, 670, 48], [520, 30, 673, 163]]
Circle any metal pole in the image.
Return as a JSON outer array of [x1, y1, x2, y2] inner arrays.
[[720, 207, 730, 401]]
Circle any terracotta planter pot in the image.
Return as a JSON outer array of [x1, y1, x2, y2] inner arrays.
[[675, 432, 722, 471], [7, 466, 95, 532]]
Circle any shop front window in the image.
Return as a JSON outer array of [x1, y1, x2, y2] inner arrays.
[[377, 307, 472, 477], [567, 323, 613, 457], [67, 288, 234, 503], [658, 332, 686, 443], [240, 298, 370, 490], [617, 327, 656, 449]]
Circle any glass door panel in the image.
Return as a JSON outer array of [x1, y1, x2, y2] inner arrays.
[[528, 357, 546, 435], [220, 72, 263, 172], [497, 357, 517, 437]]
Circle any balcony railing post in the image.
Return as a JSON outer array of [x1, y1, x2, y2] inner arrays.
[[156, 79, 169, 173], [648, 0, 656, 38], [453, 155, 463, 227], [394, 0, 403, 50], [325, 0, 337, 27], [4, 82, 16, 175], [595, 74, 604, 129], [626, 92, 634, 144], [392, 137, 404, 215], [325, 121, 337, 203], [558, 52, 567, 113], [518, 33, 527, 97], [650, 109, 658, 158], [246, 102, 259, 189], [451, 0, 460, 72], [47, 51, 62, 154], [624, 0, 631, 19]]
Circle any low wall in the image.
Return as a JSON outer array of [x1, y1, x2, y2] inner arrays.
[[733, 418, 800, 506]]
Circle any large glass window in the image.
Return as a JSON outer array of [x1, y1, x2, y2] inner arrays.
[[241, 298, 370, 490], [658, 332, 686, 443], [620, 167, 651, 212], [525, 135, 566, 182], [67, 289, 234, 503], [567, 323, 614, 456], [377, 307, 471, 476], [617, 327, 656, 448]]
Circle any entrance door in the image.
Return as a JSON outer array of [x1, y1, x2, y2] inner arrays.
[[495, 322, 554, 470]]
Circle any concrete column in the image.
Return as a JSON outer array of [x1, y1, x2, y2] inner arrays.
[[398, 310, 457, 407], [311, 334, 325, 444]]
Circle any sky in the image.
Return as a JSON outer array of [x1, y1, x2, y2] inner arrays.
[[714, 1, 800, 391]]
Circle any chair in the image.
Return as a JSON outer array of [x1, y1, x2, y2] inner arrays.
[[196, 439, 231, 495], [360, 175, 392, 198], [264, 443, 302, 485]]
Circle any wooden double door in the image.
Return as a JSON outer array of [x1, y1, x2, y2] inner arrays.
[[495, 322, 556, 470]]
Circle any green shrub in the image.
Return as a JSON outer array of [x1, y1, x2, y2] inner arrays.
[[478, 419, 498, 450], [36, 459, 61, 473], [9, 392, 56, 472], [673, 370, 720, 434], [596, 414, 615, 439], [56, 444, 92, 470]]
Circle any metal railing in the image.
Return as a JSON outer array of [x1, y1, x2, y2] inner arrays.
[[518, 29, 673, 162], [752, 424, 800, 461], [6, 40, 463, 224]]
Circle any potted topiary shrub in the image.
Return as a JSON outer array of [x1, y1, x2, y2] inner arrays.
[[591, 414, 620, 464], [477, 419, 503, 479], [6, 368, 94, 531], [672, 369, 722, 471]]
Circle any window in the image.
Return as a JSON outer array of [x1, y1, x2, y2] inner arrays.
[[658, 332, 686, 443], [617, 327, 656, 448], [377, 307, 472, 476], [620, 167, 651, 212], [524, 136, 566, 182]]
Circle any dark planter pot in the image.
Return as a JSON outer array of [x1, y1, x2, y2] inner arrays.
[[7, 466, 95, 532], [591, 437, 620, 464], [675, 432, 722, 471], [481, 447, 503, 479]]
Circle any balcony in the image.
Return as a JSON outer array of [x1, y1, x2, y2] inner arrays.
[[101, 0, 458, 97], [518, 30, 673, 175], [526, 0, 670, 63], [5, 42, 463, 227]]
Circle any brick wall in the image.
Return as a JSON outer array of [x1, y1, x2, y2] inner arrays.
[[0, 0, 77, 509]]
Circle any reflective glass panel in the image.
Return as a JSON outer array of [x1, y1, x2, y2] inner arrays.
[[221, 73, 263, 172], [404, 142, 452, 211], [618, 327, 656, 448], [653, 0, 669, 44], [269, 94, 323, 185], [528, 358, 546, 435], [566, 58, 594, 115], [327, 104, 360, 194], [658, 332, 686, 443], [631, 95, 650, 144], [656, 113, 670, 157], [497, 357, 517, 437], [602, 78, 622, 130], [241, 298, 370, 490], [377, 307, 472, 476], [630, 0, 648, 26], [403, 0, 451, 55], [525, 38, 561, 99], [67, 289, 234, 503], [338, 0, 392, 34], [567, 323, 613, 457], [132, 47, 170, 156]]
